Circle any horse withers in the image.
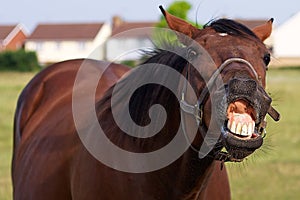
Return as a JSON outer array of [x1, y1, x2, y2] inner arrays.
[[12, 6, 279, 200]]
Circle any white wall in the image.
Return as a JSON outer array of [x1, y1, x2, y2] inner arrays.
[[25, 22, 112, 64], [26, 40, 93, 64], [88, 23, 111, 60], [106, 38, 153, 61]]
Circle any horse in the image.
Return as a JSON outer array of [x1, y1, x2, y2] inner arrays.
[[12, 6, 280, 200]]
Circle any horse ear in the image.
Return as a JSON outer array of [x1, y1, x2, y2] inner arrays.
[[159, 6, 199, 43], [252, 18, 274, 42]]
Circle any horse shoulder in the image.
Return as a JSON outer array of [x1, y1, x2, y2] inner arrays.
[[12, 58, 129, 199]]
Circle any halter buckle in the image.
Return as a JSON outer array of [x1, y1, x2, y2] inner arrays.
[[195, 104, 203, 125], [180, 91, 205, 126]]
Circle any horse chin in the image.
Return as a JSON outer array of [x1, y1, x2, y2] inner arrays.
[[220, 99, 264, 161], [221, 127, 263, 161]]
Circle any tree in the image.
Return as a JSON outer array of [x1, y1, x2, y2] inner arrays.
[[156, 1, 201, 28], [153, 1, 202, 47], [156, 1, 192, 28]]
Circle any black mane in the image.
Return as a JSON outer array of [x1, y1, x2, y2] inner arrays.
[[96, 46, 188, 151], [131, 47, 189, 124], [204, 18, 259, 39], [141, 45, 187, 72]]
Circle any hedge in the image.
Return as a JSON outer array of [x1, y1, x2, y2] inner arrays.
[[0, 49, 40, 72]]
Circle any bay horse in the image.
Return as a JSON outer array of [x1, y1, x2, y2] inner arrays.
[[12, 6, 280, 200]]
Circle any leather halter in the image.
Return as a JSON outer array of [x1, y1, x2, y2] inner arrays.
[[180, 57, 259, 126], [179, 57, 277, 162]]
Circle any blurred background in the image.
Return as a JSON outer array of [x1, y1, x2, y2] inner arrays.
[[0, 0, 299, 199]]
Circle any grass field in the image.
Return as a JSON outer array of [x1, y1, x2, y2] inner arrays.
[[0, 72, 34, 200], [0, 69, 299, 199], [228, 68, 300, 199]]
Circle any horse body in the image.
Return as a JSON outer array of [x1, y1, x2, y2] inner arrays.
[[13, 58, 229, 199], [12, 59, 128, 199], [12, 7, 279, 200]]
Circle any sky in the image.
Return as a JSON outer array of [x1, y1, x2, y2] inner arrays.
[[1, 0, 300, 33]]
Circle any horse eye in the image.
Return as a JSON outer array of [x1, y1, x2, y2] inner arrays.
[[187, 48, 198, 61], [263, 53, 271, 66]]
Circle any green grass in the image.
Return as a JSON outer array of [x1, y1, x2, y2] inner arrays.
[[0, 72, 35, 200], [0, 69, 300, 199], [227, 68, 300, 199]]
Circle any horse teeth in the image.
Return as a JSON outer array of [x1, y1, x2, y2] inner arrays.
[[230, 121, 236, 133], [248, 123, 253, 135], [236, 123, 242, 135], [241, 124, 248, 136], [229, 121, 255, 136]]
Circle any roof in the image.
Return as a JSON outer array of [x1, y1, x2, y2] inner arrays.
[[236, 19, 268, 29], [275, 11, 300, 30], [0, 25, 16, 40], [28, 23, 104, 40], [111, 22, 157, 38]]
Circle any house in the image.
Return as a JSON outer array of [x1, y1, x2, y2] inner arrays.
[[0, 24, 27, 51], [25, 22, 111, 65], [272, 12, 300, 66], [106, 16, 156, 62]]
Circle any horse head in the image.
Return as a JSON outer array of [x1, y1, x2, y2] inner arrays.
[[160, 6, 280, 162]]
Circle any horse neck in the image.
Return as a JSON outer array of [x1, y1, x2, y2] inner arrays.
[[125, 99, 215, 198], [133, 94, 215, 197], [144, 83, 215, 197], [161, 148, 214, 199], [96, 50, 215, 197]]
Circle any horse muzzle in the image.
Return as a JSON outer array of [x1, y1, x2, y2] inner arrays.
[[213, 77, 275, 161]]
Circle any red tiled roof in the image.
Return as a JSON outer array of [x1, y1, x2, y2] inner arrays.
[[111, 22, 157, 38], [0, 25, 16, 40], [28, 23, 104, 40]]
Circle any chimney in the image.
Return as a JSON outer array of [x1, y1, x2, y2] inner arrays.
[[112, 15, 124, 28]]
